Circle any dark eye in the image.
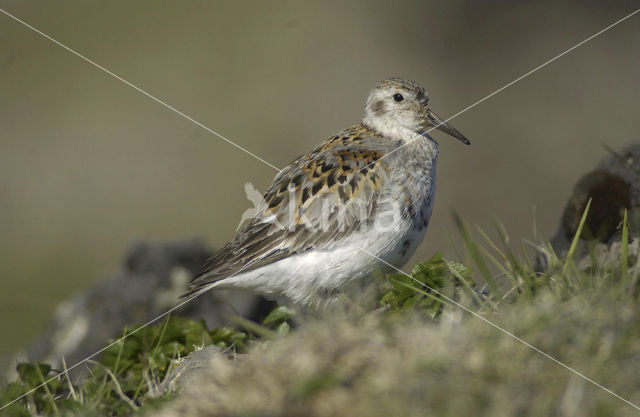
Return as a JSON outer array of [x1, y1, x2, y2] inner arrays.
[[393, 93, 404, 102]]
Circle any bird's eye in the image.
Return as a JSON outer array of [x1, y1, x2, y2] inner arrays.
[[393, 93, 404, 102]]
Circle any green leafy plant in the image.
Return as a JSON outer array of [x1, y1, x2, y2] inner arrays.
[[0, 363, 82, 416], [262, 306, 296, 335], [0, 316, 248, 416], [379, 252, 476, 318]]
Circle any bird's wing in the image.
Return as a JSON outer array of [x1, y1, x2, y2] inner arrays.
[[182, 127, 392, 297]]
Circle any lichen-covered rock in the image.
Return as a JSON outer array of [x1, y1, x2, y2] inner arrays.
[[149, 345, 226, 398], [575, 239, 639, 273]]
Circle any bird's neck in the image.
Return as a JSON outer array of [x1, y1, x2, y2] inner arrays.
[[361, 122, 439, 161], [361, 120, 427, 146]]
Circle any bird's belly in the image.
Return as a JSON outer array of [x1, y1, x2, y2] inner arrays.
[[218, 215, 429, 304], [216, 237, 384, 305], [217, 191, 434, 305]]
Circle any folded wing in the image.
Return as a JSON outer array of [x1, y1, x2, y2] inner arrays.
[[182, 130, 391, 298]]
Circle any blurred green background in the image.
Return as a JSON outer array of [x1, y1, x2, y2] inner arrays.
[[1, 1, 638, 371]]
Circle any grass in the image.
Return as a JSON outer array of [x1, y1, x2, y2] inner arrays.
[[0, 318, 252, 416], [1, 209, 639, 416]]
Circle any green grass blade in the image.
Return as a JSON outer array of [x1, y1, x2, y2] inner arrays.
[[520, 241, 534, 273], [621, 209, 629, 283], [34, 365, 59, 417], [476, 226, 508, 262], [227, 315, 276, 339], [477, 245, 518, 289], [452, 211, 496, 293], [153, 316, 170, 353], [112, 327, 127, 377], [563, 198, 591, 274]]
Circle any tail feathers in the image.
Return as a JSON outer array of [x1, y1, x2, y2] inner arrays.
[[178, 273, 225, 301]]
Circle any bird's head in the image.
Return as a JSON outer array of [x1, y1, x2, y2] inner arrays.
[[362, 77, 470, 145]]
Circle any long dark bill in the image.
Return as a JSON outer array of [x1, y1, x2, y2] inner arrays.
[[427, 109, 470, 145]]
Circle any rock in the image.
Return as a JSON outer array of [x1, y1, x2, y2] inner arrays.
[[560, 170, 630, 242], [549, 144, 640, 259], [149, 345, 226, 398], [5, 239, 274, 380], [575, 239, 639, 273]]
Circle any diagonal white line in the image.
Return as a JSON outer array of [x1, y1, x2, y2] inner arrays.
[[0, 257, 261, 411], [358, 8, 640, 173], [356, 245, 640, 411], [0, 7, 282, 172], [1, 3, 639, 413]]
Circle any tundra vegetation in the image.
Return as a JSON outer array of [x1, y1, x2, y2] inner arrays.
[[2, 208, 639, 416]]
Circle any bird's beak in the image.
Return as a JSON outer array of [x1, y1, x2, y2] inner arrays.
[[426, 109, 470, 145]]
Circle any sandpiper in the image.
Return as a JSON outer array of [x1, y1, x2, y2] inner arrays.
[[182, 77, 470, 306]]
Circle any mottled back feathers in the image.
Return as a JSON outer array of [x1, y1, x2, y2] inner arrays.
[[185, 124, 393, 296]]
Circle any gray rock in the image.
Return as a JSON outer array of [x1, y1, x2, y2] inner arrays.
[[6, 239, 274, 380], [149, 345, 226, 398]]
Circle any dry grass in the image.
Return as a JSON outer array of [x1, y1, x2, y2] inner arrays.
[[153, 290, 640, 417], [152, 226, 640, 417]]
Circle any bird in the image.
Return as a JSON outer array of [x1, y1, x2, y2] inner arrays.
[[182, 77, 470, 306]]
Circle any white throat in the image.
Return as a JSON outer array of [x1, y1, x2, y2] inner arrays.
[[363, 117, 423, 145]]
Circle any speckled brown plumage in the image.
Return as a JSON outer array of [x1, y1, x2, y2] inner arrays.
[[190, 124, 394, 286]]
